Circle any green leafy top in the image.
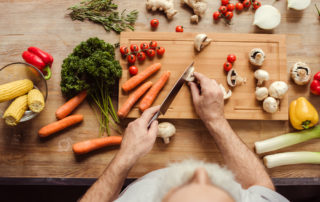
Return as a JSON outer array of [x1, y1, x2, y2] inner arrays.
[[68, 0, 138, 33], [60, 37, 122, 98]]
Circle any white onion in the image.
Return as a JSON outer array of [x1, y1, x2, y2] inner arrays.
[[253, 5, 281, 30], [287, 0, 311, 10]]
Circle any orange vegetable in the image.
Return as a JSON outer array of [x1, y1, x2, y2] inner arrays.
[[38, 114, 83, 137], [118, 81, 153, 118], [122, 63, 161, 92], [72, 136, 122, 155], [55, 91, 87, 120], [139, 71, 170, 112]]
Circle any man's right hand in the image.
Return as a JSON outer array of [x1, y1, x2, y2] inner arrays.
[[188, 72, 225, 124]]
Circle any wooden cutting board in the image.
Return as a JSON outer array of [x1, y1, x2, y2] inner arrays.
[[119, 32, 288, 120]]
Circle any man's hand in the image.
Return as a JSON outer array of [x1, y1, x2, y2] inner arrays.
[[119, 106, 159, 162], [188, 72, 224, 124]]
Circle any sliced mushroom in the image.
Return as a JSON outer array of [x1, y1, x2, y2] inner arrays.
[[219, 84, 232, 100], [263, 97, 279, 113], [255, 87, 268, 101], [185, 66, 195, 82], [254, 69, 269, 86], [227, 69, 247, 87], [194, 34, 212, 52], [269, 81, 288, 99], [249, 48, 265, 66], [291, 62, 312, 85]]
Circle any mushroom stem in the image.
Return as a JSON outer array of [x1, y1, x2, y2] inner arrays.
[[297, 69, 306, 77]]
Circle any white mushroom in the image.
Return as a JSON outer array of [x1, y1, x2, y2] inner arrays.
[[157, 122, 176, 144], [263, 97, 279, 113], [290, 62, 312, 85], [255, 87, 268, 101], [249, 48, 265, 67], [185, 66, 195, 82], [219, 84, 232, 100], [194, 34, 212, 52], [227, 68, 247, 87], [268, 81, 288, 99], [254, 69, 269, 86]]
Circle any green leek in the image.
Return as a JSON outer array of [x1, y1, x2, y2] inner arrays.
[[264, 152, 320, 168]]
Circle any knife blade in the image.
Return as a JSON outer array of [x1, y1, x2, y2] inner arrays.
[[148, 62, 194, 127]]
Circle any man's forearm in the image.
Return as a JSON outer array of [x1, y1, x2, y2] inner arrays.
[[205, 118, 274, 190], [80, 151, 137, 202]]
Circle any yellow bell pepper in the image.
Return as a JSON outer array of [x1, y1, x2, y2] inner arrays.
[[289, 97, 319, 130]]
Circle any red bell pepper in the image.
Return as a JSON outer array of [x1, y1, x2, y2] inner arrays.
[[310, 71, 320, 95], [22, 47, 53, 80]]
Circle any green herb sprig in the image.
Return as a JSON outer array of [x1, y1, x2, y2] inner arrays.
[[68, 0, 138, 33]]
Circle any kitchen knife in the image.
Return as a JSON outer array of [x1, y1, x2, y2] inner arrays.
[[148, 62, 194, 127]]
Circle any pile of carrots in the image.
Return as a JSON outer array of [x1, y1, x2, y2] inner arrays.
[[38, 90, 122, 155], [118, 63, 171, 118]]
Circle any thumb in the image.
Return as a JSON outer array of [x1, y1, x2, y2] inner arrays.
[[148, 120, 158, 139], [188, 82, 200, 103]]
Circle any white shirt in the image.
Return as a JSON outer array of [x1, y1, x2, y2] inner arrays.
[[115, 168, 289, 202]]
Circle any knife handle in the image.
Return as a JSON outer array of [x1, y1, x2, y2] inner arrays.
[[148, 111, 160, 128]]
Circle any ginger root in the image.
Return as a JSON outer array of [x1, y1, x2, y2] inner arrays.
[[181, 0, 207, 23], [146, 0, 178, 19]]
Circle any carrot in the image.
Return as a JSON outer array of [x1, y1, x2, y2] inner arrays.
[[139, 71, 171, 112], [117, 81, 153, 118], [122, 63, 161, 92], [72, 136, 122, 155], [56, 91, 87, 120], [38, 114, 84, 137]]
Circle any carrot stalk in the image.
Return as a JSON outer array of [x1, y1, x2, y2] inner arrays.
[[56, 91, 87, 120], [117, 81, 153, 118], [72, 136, 122, 155], [139, 71, 171, 112], [122, 63, 161, 92], [38, 114, 84, 137]]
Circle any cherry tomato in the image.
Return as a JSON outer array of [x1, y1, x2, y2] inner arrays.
[[224, 62, 232, 72], [130, 44, 139, 53], [149, 41, 158, 49], [176, 25, 184, 32], [156, 47, 165, 56], [253, 1, 261, 10], [227, 3, 235, 11], [243, 0, 251, 8], [213, 11, 221, 20], [235, 2, 244, 11], [146, 49, 156, 58], [219, 6, 227, 14], [137, 52, 146, 61], [227, 54, 236, 63], [129, 66, 138, 76], [140, 43, 149, 52], [150, 19, 159, 28], [120, 46, 129, 56], [221, 0, 229, 6], [225, 11, 233, 20], [127, 54, 136, 64]]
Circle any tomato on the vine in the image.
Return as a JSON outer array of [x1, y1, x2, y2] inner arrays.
[[146, 49, 156, 57], [221, 0, 229, 6], [219, 6, 228, 14], [227, 54, 236, 63], [225, 11, 233, 20], [140, 43, 149, 52], [157, 47, 165, 56], [224, 62, 233, 72], [150, 19, 159, 28], [120, 46, 129, 56], [176, 25, 184, 32], [213, 11, 221, 20], [235, 2, 244, 11], [137, 52, 146, 61], [130, 44, 139, 53], [253, 1, 261, 10], [129, 66, 138, 76], [149, 41, 158, 49], [127, 54, 136, 64], [243, 0, 251, 8], [227, 3, 235, 12]]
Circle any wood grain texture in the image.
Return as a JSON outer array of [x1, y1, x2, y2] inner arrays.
[[119, 32, 288, 120], [0, 0, 319, 182]]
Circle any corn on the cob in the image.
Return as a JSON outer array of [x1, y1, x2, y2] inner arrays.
[[28, 89, 45, 113], [0, 79, 33, 103], [3, 95, 28, 126]]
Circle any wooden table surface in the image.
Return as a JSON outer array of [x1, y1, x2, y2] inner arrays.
[[0, 0, 319, 184]]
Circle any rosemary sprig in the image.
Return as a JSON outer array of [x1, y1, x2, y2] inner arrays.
[[68, 0, 138, 33]]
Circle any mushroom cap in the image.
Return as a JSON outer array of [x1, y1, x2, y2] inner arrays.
[[254, 69, 269, 85], [263, 97, 279, 113], [194, 33, 212, 52], [249, 48, 265, 66], [268, 81, 288, 99], [291, 62, 311, 85], [227, 69, 246, 87], [255, 87, 268, 101]]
